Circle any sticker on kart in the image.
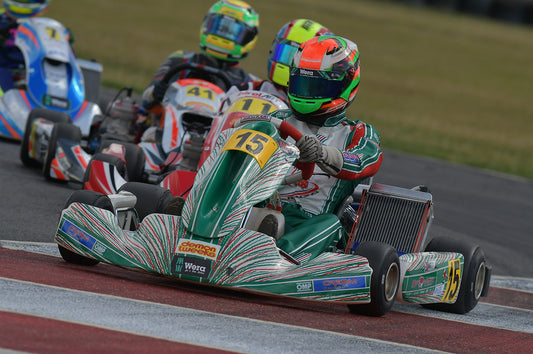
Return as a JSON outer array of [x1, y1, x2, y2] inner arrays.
[[222, 129, 277, 168], [442, 258, 462, 303]]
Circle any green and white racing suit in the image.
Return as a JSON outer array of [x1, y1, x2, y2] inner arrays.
[[270, 109, 383, 262]]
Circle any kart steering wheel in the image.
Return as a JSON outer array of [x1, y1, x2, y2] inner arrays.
[[234, 114, 315, 180], [161, 62, 233, 91]]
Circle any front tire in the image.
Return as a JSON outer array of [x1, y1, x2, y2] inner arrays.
[[58, 190, 114, 266], [423, 236, 490, 314], [20, 108, 70, 167], [98, 140, 145, 182], [43, 122, 82, 181], [348, 242, 400, 316], [118, 182, 174, 221]]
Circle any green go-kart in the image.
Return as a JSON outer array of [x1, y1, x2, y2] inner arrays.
[[55, 115, 491, 316]]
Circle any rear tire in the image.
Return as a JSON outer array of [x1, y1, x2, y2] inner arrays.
[[422, 236, 489, 314], [118, 182, 174, 221], [98, 140, 145, 182], [82, 152, 127, 187], [348, 241, 400, 316], [21, 108, 70, 167], [43, 123, 82, 181], [58, 190, 114, 266]]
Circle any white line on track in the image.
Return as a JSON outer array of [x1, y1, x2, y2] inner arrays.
[[0, 277, 443, 354]]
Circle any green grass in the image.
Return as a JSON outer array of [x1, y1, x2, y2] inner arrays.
[[46, 0, 533, 180]]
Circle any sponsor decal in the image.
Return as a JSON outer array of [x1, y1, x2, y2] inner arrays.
[[177, 239, 220, 260], [93, 242, 107, 255], [299, 68, 315, 76], [343, 152, 361, 163], [279, 177, 319, 198], [314, 276, 366, 292], [42, 94, 70, 110], [61, 220, 96, 249], [171, 254, 212, 278], [412, 276, 436, 288], [423, 260, 436, 272], [296, 281, 313, 293], [433, 283, 445, 296]]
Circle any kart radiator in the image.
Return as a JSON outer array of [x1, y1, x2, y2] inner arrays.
[[345, 184, 433, 254]]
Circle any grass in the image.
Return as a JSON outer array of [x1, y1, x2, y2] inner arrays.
[[45, 0, 533, 180]]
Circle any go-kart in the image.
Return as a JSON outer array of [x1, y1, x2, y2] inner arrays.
[[21, 62, 233, 185], [55, 114, 491, 316], [0, 17, 102, 142], [82, 77, 289, 196]]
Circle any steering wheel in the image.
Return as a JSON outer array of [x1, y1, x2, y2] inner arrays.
[[234, 114, 315, 180], [161, 62, 233, 91]]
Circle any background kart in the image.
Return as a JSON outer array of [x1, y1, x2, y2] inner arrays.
[[84, 89, 291, 197], [0, 17, 102, 142], [55, 115, 491, 317], [21, 63, 234, 185]]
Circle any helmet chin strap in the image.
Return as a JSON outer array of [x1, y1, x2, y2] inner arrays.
[[293, 110, 331, 127]]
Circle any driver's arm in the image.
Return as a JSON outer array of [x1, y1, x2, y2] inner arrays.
[[335, 121, 382, 180], [296, 121, 382, 180]]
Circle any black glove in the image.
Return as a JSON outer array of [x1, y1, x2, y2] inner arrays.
[[152, 80, 169, 103]]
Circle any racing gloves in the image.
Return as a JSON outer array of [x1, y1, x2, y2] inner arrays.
[[141, 80, 169, 110], [153, 80, 169, 103], [296, 135, 344, 176]]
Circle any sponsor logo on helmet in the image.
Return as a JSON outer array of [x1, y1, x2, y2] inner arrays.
[[299, 68, 315, 76]]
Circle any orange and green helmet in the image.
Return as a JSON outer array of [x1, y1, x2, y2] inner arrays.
[[288, 35, 360, 120], [267, 19, 333, 88], [199, 0, 259, 62]]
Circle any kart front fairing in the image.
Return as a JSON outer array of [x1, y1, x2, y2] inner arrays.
[[56, 120, 375, 302], [15, 17, 85, 115], [0, 18, 100, 140]]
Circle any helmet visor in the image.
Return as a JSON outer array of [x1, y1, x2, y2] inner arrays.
[[270, 39, 299, 67], [203, 14, 254, 45], [289, 68, 345, 99]]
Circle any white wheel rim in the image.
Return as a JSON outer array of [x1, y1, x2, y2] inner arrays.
[[474, 262, 486, 300], [384, 262, 400, 302]]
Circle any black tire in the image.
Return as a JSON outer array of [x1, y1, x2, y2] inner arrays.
[[422, 236, 489, 314], [98, 140, 145, 182], [118, 182, 174, 221], [43, 122, 82, 181], [20, 108, 71, 167], [82, 152, 127, 186], [348, 242, 400, 317], [58, 190, 114, 266]]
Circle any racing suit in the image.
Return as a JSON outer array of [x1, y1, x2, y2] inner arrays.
[[271, 109, 383, 262]]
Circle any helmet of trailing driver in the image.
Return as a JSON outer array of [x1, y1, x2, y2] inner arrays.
[[199, 0, 259, 62], [288, 35, 360, 123], [267, 19, 332, 88], [2, 0, 50, 19]]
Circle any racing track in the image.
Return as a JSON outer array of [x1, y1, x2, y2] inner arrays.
[[1, 104, 532, 351]]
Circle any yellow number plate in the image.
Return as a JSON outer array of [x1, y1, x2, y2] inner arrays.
[[442, 258, 462, 303], [229, 97, 277, 115], [186, 86, 215, 101], [222, 129, 277, 168]]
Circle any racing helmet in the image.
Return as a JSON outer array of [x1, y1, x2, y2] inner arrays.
[[267, 19, 333, 88], [2, 0, 50, 19], [199, 0, 259, 62], [288, 35, 360, 123]]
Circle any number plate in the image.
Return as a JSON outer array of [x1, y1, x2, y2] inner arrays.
[[222, 129, 277, 168]]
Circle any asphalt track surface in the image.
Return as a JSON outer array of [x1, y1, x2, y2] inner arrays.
[[1, 105, 532, 351]]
